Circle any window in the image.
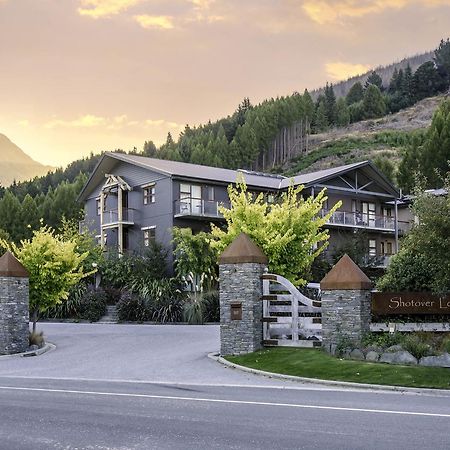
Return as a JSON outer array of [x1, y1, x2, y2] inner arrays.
[[142, 227, 156, 247], [143, 184, 155, 204], [205, 186, 215, 201], [96, 198, 101, 216], [362, 202, 376, 227], [267, 193, 276, 204], [95, 234, 107, 246], [380, 241, 385, 255], [387, 242, 393, 255], [369, 239, 377, 257], [180, 183, 202, 215]]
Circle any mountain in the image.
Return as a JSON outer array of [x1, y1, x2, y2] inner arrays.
[[0, 134, 53, 186]]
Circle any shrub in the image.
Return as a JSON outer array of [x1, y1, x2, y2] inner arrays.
[[116, 290, 150, 322], [78, 288, 108, 322], [44, 283, 87, 319], [29, 331, 45, 347], [402, 334, 432, 359], [361, 332, 403, 349]]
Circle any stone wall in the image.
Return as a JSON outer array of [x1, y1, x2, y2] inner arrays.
[[219, 262, 265, 356], [321, 289, 371, 353], [0, 276, 29, 355]]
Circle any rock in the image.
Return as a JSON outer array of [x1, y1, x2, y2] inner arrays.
[[419, 353, 450, 368], [349, 349, 365, 360], [380, 351, 417, 365], [29, 345, 38, 351], [366, 345, 383, 354], [386, 344, 403, 353], [366, 351, 380, 362]]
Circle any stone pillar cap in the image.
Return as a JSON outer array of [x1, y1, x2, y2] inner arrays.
[[320, 254, 372, 290], [0, 252, 28, 278], [218, 232, 268, 265]]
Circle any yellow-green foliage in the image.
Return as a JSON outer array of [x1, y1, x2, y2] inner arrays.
[[211, 179, 341, 286], [0, 225, 92, 320]]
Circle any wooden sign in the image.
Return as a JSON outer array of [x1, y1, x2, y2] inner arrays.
[[372, 292, 450, 315]]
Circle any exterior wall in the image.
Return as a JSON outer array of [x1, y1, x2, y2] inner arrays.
[[0, 276, 29, 355]]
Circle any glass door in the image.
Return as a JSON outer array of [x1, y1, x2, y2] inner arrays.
[[362, 202, 376, 227]]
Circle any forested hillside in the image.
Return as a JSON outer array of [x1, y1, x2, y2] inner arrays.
[[1, 38, 449, 245]]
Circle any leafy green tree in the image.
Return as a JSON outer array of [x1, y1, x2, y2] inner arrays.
[[0, 229, 10, 256], [362, 85, 386, 119], [378, 176, 450, 293], [336, 97, 350, 127], [434, 38, 450, 89], [346, 82, 364, 106], [373, 155, 396, 183], [0, 226, 91, 331], [210, 178, 341, 286], [172, 227, 218, 291]]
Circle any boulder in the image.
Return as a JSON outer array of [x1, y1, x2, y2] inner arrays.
[[386, 344, 403, 353], [366, 345, 383, 354], [380, 351, 417, 365], [419, 353, 450, 368], [365, 351, 380, 362], [349, 349, 365, 360]]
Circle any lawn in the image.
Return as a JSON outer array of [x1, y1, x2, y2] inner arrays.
[[226, 347, 450, 389]]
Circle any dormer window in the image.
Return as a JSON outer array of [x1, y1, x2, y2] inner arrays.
[[143, 183, 155, 204]]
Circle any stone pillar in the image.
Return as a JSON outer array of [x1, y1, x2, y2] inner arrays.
[[0, 252, 29, 355], [320, 254, 372, 354], [219, 233, 268, 356]]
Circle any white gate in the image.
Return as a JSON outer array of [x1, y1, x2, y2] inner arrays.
[[262, 273, 322, 348]]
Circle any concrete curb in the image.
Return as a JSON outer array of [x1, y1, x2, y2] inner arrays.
[[209, 353, 450, 396], [0, 343, 56, 360]]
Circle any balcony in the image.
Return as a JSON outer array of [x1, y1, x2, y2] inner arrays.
[[174, 198, 230, 219], [321, 209, 410, 232], [102, 208, 136, 228]]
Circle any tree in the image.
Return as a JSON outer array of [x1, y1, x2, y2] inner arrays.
[[364, 71, 383, 91], [336, 97, 350, 127], [346, 82, 364, 106], [373, 155, 395, 183], [378, 176, 450, 293], [314, 97, 329, 132], [0, 190, 23, 242], [143, 140, 158, 157], [434, 38, 450, 89], [324, 83, 337, 125], [210, 178, 341, 286], [413, 61, 444, 101], [20, 194, 40, 240], [0, 228, 10, 256], [362, 85, 386, 119], [172, 227, 218, 292], [0, 225, 92, 331], [420, 99, 450, 187]]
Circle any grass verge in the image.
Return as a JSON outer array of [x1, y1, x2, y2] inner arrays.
[[226, 347, 450, 389]]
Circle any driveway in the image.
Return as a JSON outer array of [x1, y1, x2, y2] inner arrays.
[[0, 322, 306, 386]]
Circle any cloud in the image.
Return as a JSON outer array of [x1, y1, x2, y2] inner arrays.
[[43, 114, 184, 134], [302, 0, 450, 25], [326, 61, 371, 80], [78, 0, 144, 19], [134, 14, 174, 29], [45, 115, 107, 129]]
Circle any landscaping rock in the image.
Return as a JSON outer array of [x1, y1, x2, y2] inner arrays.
[[419, 353, 450, 368], [365, 351, 380, 362], [349, 349, 365, 360], [380, 351, 417, 365], [386, 344, 403, 353], [366, 345, 383, 354]]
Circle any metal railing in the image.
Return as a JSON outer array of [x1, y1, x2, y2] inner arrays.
[[174, 198, 230, 218], [321, 209, 405, 231], [102, 208, 136, 226]]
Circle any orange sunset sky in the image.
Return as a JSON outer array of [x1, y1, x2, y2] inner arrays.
[[1, 0, 450, 167]]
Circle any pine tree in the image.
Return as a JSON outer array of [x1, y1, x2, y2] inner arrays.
[[346, 82, 364, 105], [314, 98, 329, 132], [336, 97, 350, 127], [364, 71, 383, 91], [0, 191, 23, 242], [434, 38, 450, 89], [20, 194, 40, 240], [324, 83, 337, 125], [362, 85, 386, 119], [143, 140, 157, 157], [413, 61, 445, 101]]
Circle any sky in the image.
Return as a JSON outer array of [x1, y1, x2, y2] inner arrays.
[[1, 0, 450, 168]]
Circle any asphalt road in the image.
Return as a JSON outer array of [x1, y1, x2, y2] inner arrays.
[[1, 324, 450, 449]]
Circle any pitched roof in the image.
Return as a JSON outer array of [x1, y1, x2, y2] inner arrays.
[[218, 233, 268, 264], [0, 252, 28, 278], [78, 152, 399, 201]]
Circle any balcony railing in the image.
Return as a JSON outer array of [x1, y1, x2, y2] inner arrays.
[[174, 198, 230, 219], [321, 209, 411, 231], [102, 208, 136, 226]]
